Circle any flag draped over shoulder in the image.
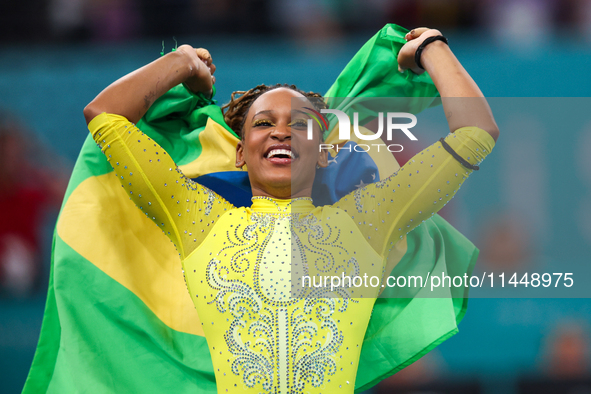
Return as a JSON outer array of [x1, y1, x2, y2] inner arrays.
[[23, 24, 477, 394]]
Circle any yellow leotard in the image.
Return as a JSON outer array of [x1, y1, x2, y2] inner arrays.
[[89, 112, 494, 394]]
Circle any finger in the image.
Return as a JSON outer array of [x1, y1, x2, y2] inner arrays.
[[195, 48, 210, 58], [195, 50, 211, 67], [195, 48, 212, 66], [212, 76, 216, 85], [209, 63, 216, 75], [408, 27, 430, 40], [200, 55, 211, 68]]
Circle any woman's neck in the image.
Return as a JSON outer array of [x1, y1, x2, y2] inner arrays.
[[250, 195, 314, 213], [250, 185, 313, 200]]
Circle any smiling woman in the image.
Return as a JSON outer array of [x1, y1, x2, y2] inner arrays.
[[81, 27, 498, 394], [234, 87, 328, 199]]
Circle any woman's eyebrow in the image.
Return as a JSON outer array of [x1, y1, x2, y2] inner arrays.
[[253, 110, 274, 118]]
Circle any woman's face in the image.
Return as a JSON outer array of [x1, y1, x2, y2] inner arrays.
[[235, 88, 328, 199]]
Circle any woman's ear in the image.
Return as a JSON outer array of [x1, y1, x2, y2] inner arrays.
[[235, 140, 245, 168], [316, 148, 329, 168]]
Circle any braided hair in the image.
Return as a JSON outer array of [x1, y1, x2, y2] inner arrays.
[[221, 83, 327, 139]]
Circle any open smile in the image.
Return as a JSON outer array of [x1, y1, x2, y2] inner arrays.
[[264, 144, 298, 165]]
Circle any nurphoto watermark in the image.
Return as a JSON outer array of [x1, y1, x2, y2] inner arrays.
[[306, 108, 417, 153]]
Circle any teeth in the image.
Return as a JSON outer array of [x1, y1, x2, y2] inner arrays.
[[267, 149, 293, 158]]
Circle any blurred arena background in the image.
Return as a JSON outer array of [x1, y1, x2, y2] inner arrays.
[[2, 1, 591, 393]]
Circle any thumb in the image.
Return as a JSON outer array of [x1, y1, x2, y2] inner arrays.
[[407, 27, 431, 40]]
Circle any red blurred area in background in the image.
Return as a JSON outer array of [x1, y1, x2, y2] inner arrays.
[[0, 114, 67, 297]]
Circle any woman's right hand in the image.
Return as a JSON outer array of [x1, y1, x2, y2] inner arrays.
[[85, 44, 218, 124], [177, 45, 217, 98]]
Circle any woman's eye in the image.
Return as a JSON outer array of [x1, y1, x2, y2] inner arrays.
[[289, 119, 308, 128], [253, 120, 274, 127]]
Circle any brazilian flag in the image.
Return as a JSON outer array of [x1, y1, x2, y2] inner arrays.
[[23, 24, 477, 393]]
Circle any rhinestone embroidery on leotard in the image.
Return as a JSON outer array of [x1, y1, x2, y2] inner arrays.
[[204, 199, 362, 393]]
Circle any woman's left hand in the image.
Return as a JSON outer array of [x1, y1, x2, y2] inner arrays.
[[397, 27, 443, 75]]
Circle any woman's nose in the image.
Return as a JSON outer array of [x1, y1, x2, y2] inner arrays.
[[270, 125, 291, 140]]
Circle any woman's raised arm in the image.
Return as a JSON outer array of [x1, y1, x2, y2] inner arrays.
[[83, 45, 215, 125], [398, 28, 500, 141], [334, 28, 498, 258], [84, 47, 232, 260]]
